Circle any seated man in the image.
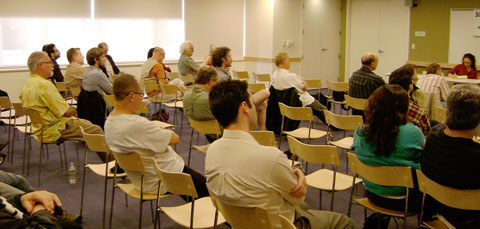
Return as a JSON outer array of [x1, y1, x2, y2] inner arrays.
[[178, 41, 200, 77], [421, 84, 480, 227], [104, 74, 208, 197], [272, 52, 328, 125], [417, 63, 450, 102], [206, 80, 354, 228], [98, 42, 120, 78], [65, 48, 87, 89], [42, 44, 63, 83], [389, 68, 431, 135], [20, 51, 106, 162]]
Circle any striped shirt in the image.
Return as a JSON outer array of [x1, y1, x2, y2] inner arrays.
[[417, 74, 450, 102], [82, 66, 113, 95], [348, 66, 385, 99]]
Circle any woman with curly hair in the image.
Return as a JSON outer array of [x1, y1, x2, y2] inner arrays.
[[352, 85, 425, 227]]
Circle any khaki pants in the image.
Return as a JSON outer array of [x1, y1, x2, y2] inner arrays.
[[295, 203, 355, 229], [59, 118, 109, 162]]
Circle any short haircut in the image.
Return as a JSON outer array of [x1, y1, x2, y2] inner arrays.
[[212, 46, 231, 67], [98, 42, 107, 49], [179, 41, 193, 54], [147, 47, 156, 59], [400, 63, 417, 76], [86, 48, 104, 66], [42, 44, 56, 59], [463, 53, 477, 69], [389, 68, 413, 91], [113, 74, 142, 101], [446, 84, 480, 130], [195, 66, 217, 84], [66, 48, 80, 63], [361, 54, 375, 66], [426, 63, 441, 75], [274, 52, 289, 67], [27, 51, 48, 72], [209, 80, 252, 127]]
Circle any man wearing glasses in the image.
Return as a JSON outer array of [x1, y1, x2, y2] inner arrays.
[[178, 41, 200, 77], [42, 44, 63, 83]]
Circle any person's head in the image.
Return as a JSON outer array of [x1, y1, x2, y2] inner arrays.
[[112, 73, 144, 112], [209, 44, 216, 55], [446, 84, 480, 131], [151, 47, 165, 62], [389, 68, 413, 93], [27, 51, 53, 78], [195, 66, 218, 90], [462, 53, 476, 70], [180, 41, 194, 56], [98, 42, 109, 54], [362, 85, 409, 157], [86, 47, 106, 67], [400, 63, 418, 83], [274, 52, 291, 70], [209, 80, 256, 129], [212, 46, 232, 68], [361, 53, 378, 70], [42, 44, 60, 60], [66, 48, 84, 65], [426, 63, 442, 75]]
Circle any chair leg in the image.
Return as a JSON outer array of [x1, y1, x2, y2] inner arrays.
[[319, 190, 322, 210], [187, 129, 194, 167], [58, 145, 63, 169], [45, 144, 49, 160], [38, 143, 43, 187], [190, 199, 195, 229], [63, 143, 68, 169], [80, 148, 88, 217], [10, 128, 15, 165], [150, 201, 154, 223], [27, 137, 32, 176], [22, 133, 27, 174]]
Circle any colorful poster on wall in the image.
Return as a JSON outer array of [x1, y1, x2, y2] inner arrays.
[[475, 9, 480, 36]]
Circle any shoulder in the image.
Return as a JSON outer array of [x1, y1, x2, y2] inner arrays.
[[399, 123, 424, 139]]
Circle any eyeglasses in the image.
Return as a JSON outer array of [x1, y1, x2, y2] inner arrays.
[[40, 61, 53, 65], [132, 91, 144, 96]]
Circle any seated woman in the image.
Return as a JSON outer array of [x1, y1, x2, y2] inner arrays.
[[401, 63, 426, 108], [447, 53, 478, 79], [352, 85, 424, 227], [78, 47, 113, 129]]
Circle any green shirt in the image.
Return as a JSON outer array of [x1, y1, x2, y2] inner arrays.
[[183, 86, 215, 121], [352, 123, 424, 196]]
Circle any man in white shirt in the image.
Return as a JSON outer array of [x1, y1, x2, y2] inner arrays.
[[104, 74, 208, 197], [206, 80, 354, 228], [417, 63, 450, 102], [272, 52, 328, 125]]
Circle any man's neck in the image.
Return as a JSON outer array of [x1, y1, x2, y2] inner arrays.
[[362, 65, 373, 71], [110, 102, 135, 116], [195, 84, 209, 91], [224, 122, 250, 133], [278, 66, 289, 70], [31, 71, 49, 79], [444, 127, 477, 139]]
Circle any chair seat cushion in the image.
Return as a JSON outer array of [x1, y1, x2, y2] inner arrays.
[[283, 127, 326, 139], [161, 197, 226, 228], [306, 169, 362, 191]]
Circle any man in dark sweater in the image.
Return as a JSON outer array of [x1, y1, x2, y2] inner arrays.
[[348, 53, 385, 115], [421, 84, 480, 228], [42, 44, 63, 83]]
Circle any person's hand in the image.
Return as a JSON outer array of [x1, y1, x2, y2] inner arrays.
[[289, 168, 307, 198], [63, 107, 77, 117], [21, 191, 62, 215]]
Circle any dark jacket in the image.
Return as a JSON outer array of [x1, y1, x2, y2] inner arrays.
[[0, 194, 61, 228], [50, 59, 64, 84], [101, 55, 120, 77], [77, 89, 106, 129], [266, 87, 302, 135]]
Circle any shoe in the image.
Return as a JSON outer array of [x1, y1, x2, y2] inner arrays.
[[0, 140, 9, 152]]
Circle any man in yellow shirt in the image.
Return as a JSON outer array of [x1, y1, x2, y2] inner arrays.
[[20, 51, 107, 162]]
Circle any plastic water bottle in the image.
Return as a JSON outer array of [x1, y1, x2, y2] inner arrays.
[[68, 162, 76, 184]]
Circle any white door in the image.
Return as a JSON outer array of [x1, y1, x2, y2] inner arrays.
[[346, 0, 410, 81], [301, 0, 341, 84]]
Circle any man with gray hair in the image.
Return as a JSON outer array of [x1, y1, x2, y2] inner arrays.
[[421, 84, 480, 227], [178, 41, 200, 77], [20, 51, 105, 161]]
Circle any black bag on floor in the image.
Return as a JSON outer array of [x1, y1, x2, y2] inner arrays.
[[152, 108, 169, 122], [363, 213, 390, 229]]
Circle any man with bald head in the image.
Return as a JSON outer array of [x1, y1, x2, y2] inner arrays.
[[348, 53, 385, 115]]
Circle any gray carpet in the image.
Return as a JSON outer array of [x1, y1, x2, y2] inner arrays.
[[0, 104, 420, 228]]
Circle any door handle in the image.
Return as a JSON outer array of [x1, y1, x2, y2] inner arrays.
[[378, 49, 384, 53], [321, 48, 328, 51]]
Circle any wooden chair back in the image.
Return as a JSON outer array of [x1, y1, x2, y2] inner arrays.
[[56, 82, 68, 92], [143, 80, 160, 92], [304, 79, 322, 89], [248, 83, 266, 94], [80, 126, 111, 153], [278, 102, 314, 121], [187, 117, 221, 135], [70, 87, 81, 97], [347, 152, 414, 188], [135, 101, 150, 114], [324, 110, 363, 131], [25, 108, 44, 125], [0, 96, 12, 109], [183, 74, 195, 84], [150, 158, 198, 198], [326, 80, 349, 92], [344, 95, 367, 111], [416, 170, 480, 210], [287, 136, 340, 165], [209, 195, 273, 229], [436, 107, 447, 123], [169, 72, 180, 80], [103, 94, 115, 107], [253, 72, 271, 82], [111, 151, 146, 174], [160, 84, 178, 96], [250, 131, 277, 147], [233, 70, 249, 80]]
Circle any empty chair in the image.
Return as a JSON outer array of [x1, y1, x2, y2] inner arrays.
[[11, 103, 32, 171], [186, 117, 221, 166], [0, 97, 30, 163], [344, 95, 367, 112], [232, 70, 249, 80], [250, 130, 277, 147], [248, 83, 266, 94], [253, 72, 271, 85]]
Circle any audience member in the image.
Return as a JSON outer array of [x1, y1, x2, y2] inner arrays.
[[401, 63, 426, 108], [352, 85, 424, 228], [417, 63, 450, 102], [64, 48, 87, 89], [147, 47, 171, 75], [447, 53, 478, 79], [141, 47, 185, 103], [421, 84, 480, 227], [389, 68, 431, 135], [272, 52, 328, 125], [42, 44, 64, 83], [178, 41, 200, 76], [348, 52, 385, 116], [206, 80, 355, 228], [98, 42, 120, 78], [211, 46, 233, 82], [104, 74, 208, 197], [202, 44, 215, 66], [20, 51, 106, 162]]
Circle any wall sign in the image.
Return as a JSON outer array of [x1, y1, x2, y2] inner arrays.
[[474, 9, 480, 36]]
